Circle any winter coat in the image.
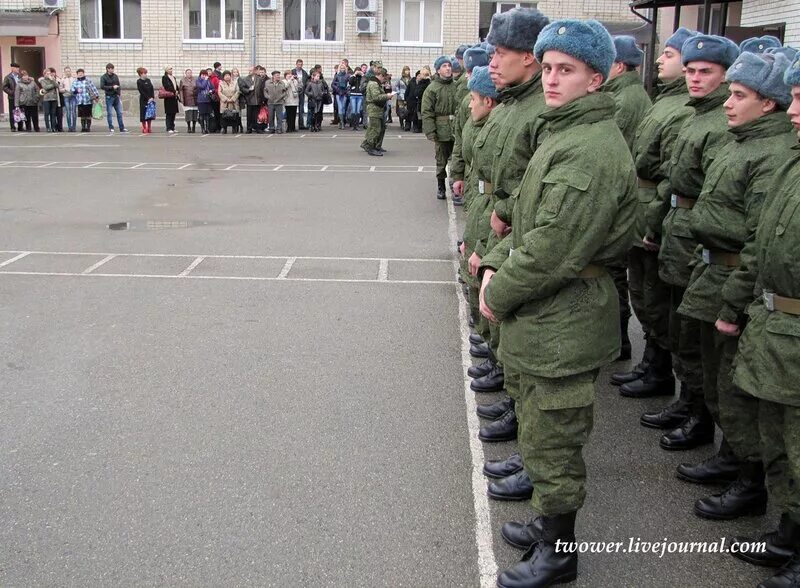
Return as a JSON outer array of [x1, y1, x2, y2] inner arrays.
[[40, 76, 60, 102], [195, 77, 214, 105], [71, 77, 99, 106], [449, 92, 473, 183], [365, 78, 388, 118], [218, 79, 240, 110], [264, 79, 287, 105], [305, 79, 325, 102], [603, 71, 652, 151], [348, 72, 365, 96], [284, 78, 300, 106], [179, 77, 197, 107], [457, 115, 491, 287], [161, 74, 179, 114], [332, 71, 350, 96], [14, 77, 39, 107], [100, 72, 122, 97], [421, 74, 458, 142]]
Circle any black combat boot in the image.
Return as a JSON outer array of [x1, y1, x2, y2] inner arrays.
[[471, 364, 505, 392], [502, 517, 544, 550], [610, 338, 656, 385], [478, 407, 517, 442], [470, 342, 489, 358], [617, 316, 632, 361], [468, 358, 495, 379], [676, 438, 741, 484], [640, 382, 690, 429], [483, 451, 523, 479], [694, 461, 767, 520], [437, 179, 446, 200], [469, 333, 484, 345], [758, 553, 800, 587], [487, 470, 533, 501], [660, 408, 715, 451], [732, 513, 798, 568], [620, 345, 675, 397], [497, 512, 578, 588], [477, 396, 514, 421]]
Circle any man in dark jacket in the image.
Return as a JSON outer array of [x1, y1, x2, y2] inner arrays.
[[293, 59, 309, 129], [99, 63, 128, 133], [2, 62, 23, 132]]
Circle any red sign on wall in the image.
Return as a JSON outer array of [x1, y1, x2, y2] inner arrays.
[[16, 36, 37, 45]]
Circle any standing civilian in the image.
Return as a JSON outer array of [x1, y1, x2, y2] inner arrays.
[[14, 71, 40, 132], [332, 63, 350, 129], [218, 70, 240, 134], [136, 67, 155, 134], [99, 63, 128, 133], [39, 69, 60, 132], [161, 66, 179, 134], [2, 62, 23, 132], [208, 67, 221, 132], [347, 68, 364, 130], [305, 70, 325, 131], [71, 69, 99, 132], [293, 59, 309, 129], [195, 69, 214, 135], [179, 69, 198, 133], [284, 70, 300, 132], [61, 67, 77, 132], [265, 70, 287, 133]]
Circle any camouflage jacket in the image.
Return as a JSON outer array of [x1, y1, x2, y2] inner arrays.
[[421, 74, 457, 141]]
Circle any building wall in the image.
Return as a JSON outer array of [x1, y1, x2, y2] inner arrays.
[[741, 0, 800, 45]]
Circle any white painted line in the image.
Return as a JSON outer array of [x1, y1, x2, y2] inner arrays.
[[82, 162, 101, 168], [418, 166, 424, 172], [446, 193, 497, 587], [234, 134, 242, 138], [273, 165, 283, 171], [81, 254, 117, 274], [224, 164, 237, 171], [0, 252, 30, 268], [179, 163, 191, 169], [277, 257, 296, 279], [130, 163, 146, 169], [331, 134, 337, 138], [369, 166, 376, 172], [300, 134, 307, 138], [0, 161, 15, 166], [178, 256, 205, 277], [377, 259, 389, 281], [320, 165, 329, 171], [37, 161, 57, 168]]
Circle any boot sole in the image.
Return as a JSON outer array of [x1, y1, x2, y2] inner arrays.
[[675, 472, 740, 485], [488, 489, 532, 502], [471, 382, 505, 393], [660, 438, 715, 451], [498, 571, 577, 587], [693, 502, 768, 520], [479, 432, 518, 443], [483, 465, 523, 479], [470, 350, 490, 359]]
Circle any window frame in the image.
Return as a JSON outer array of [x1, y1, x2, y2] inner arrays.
[[79, 0, 143, 42], [183, 0, 245, 43], [283, 0, 343, 43], [381, 0, 443, 47]]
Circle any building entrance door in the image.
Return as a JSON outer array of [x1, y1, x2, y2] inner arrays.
[[11, 46, 45, 78]]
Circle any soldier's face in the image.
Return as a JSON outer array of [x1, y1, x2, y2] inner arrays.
[[541, 51, 603, 108], [469, 90, 493, 122], [438, 63, 452, 78], [656, 48, 684, 81], [489, 46, 535, 89], [787, 87, 800, 133], [684, 61, 726, 98], [724, 82, 775, 128]]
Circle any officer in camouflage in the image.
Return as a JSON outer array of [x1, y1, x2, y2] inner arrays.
[[361, 67, 394, 156], [422, 55, 458, 199], [728, 52, 800, 587], [479, 19, 636, 587]]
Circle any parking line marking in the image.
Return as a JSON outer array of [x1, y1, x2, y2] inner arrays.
[[277, 257, 296, 279], [179, 163, 191, 169], [0, 250, 453, 263], [273, 165, 283, 171], [81, 254, 117, 274], [178, 256, 206, 277], [82, 162, 101, 168], [224, 164, 237, 171], [418, 166, 424, 172], [37, 161, 57, 168], [378, 259, 389, 281], [369, 166, 376, 172], [131, 163, 146, 169], [0, 252, 30, 268], [0, 161, 14, 166], [320, 165, 329, 171]]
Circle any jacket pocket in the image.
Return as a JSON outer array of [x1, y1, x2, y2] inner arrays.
[[530, 370, 597, 410], [538, 167, 592, 219]]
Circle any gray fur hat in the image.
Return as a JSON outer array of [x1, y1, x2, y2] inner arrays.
[[681, 34, 740, 68], [739, 35, 782, 54], [486, 7, 550, 52], [464, 47, 490, 72], [766, 46, 799, 61], [785, 52, 800, 87], [451, 57, 462, 72], [727, 51, 792, 107], [534, 19, 616, 80], [455, 44, 470, 59], [479, 41, 496, 57], [665, 27, 698, 52], [613, 35, 644, 66], [467, 65, 498, 99], [434, 55, 451, 71]]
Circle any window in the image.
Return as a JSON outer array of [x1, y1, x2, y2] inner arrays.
[[383, 0, 442, 44], [80, 0, 141, 40], [184, 0, 243, 40], [478, 1, 536, 40], [284, 0, 343, 41]]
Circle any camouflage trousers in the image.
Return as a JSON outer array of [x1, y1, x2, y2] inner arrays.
[[511, 367, 597, 516], [628, 246, 671, 349], [609, 264, 631, 324], [669, 285, 704, 412], [435, 140, 454, 181], [363, 115, 386, 150], [760, 400, 800, 524], [700, 321, 760, 463]]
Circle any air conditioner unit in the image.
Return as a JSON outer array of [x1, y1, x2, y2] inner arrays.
[[255, 0, 277, 10], [353, 0, 377, 12], [43, 0, 66, 9], [356, 16, 376, 34]]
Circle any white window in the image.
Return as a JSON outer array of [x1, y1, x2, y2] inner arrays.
[[479, 1, 536, 40], [79, 0, 142, 40], [383, 0, 442, 44], [184, 0, 243, 40], [284, 0, 344, 41]]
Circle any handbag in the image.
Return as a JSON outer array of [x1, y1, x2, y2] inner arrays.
[[222, 108, 239, 122], [92, 101, 103, 120], [158, 88, 175, 99], [257, 104, 269, 124], [12, 107, 25, 123], [145, 100, 156, 121], [322, 88, 332, 105]]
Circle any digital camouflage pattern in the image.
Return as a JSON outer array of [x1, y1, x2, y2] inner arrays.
[[603, 70, 652, 151]]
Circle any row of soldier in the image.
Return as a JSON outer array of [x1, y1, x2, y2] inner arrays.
[[424, 7, 800, 588]]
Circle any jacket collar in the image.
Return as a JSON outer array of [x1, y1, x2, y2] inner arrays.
[[539, 92, 616, 132], [498, 71, 543, 104], [655, 76, 689, 100], [602, 70, 643, 93], [729, 110, 794, 142], [687, 83, 729, 114]]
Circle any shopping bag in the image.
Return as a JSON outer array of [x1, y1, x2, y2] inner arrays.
[[145, 100, 157, 121], [257, 105, 269, 124], [92, 102, 103, 120], [12, 107, 25, 124]]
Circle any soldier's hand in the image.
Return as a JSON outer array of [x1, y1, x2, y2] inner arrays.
[[490, 211, 511, 238], [426, 133, 436, 141], [642, 235, 660, 252], [479, 270, 497, 323], [715, 319, 741, 337], [452, 180, 464, 196], [468, 252, 481, 277]]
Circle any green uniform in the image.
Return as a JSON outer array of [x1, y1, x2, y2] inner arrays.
[[629, 77, 692, 347], [679, 113, 795, 453], [733, 139, 800, 524], [661, 83, 733, 414], [362, 78, 388, 150], [449, 92, 474, 198], [603, 70, 653, 347], [481, 93, 636, 514], [454, 71, 469, 103], [421, 74, 458, 181]]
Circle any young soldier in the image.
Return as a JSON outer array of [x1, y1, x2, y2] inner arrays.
[[421, 56, 458, 199], [677, 50, 796, 519], [451, 47, 490, 206], [454, 44, 471, 102], [453, 65, 499, 360], [603, 35, 653, 360], [612, 28, 695, 405], [362, 68, 393, 156], [655, 34, 740, 452], [728, 52, 800, 586], [479, 19, 636, 587], [470, 8, 551, 502]]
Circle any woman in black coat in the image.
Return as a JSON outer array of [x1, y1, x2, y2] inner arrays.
[[161, 66, 180, 134], [136, 66, 155, 134], [410, 68, 431, 133]]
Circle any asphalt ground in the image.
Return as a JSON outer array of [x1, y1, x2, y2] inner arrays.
[[0, 124, 773, 587]]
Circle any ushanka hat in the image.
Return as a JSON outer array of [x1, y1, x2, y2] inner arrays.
[[739, 35, 782, 54], [467, 65, 498, 99], [681, 34, 740, 68], [613, 35, 644, 66], [727, 51, 792, 108], [784, 51, 800, 87], [486, 7, 550, 52], [434, 55, 451, 71], [534, 19, 616, 80], [463, 47, 490, 72]]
